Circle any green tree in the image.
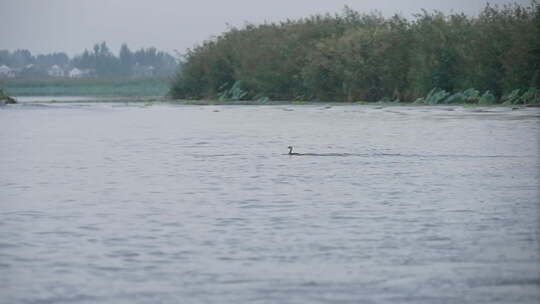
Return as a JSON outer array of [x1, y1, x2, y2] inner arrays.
[[119, 43, 133, 77]]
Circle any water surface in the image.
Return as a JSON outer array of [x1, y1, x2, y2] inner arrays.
[[1, 103, 539, 303]]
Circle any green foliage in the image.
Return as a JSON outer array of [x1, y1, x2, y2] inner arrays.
[[218, 81, 249, 101], [170, 2, 540, 103], [0, 88, 16, 103], [72, 42, 177, 78], [501, 89, 522, 105], [520, 87, 540, 104], [413, 87, 530, 105], [479, 91, 496, 105], [462, 88, 481, 103], [1, 43, 177, 79], [445, 92, 466, 104], [413, 97, 426, 104], [424, 88, 450, 104]]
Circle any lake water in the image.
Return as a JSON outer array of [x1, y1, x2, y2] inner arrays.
[[1, 101, 539, 303]]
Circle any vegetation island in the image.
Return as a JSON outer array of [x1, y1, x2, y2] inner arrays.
[[170, 2, 540, 105]]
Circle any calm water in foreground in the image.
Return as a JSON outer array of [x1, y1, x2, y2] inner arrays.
[[1, 101, 539, 303]]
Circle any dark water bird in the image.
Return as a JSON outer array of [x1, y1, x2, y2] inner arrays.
[[288, 146, 301, 155]]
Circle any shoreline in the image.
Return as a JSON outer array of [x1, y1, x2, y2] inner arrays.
[[6, 96, 540, 108]]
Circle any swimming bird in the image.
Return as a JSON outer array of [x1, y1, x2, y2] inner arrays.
[[287, 146, 353, 157], [288, 146, 301, 155]]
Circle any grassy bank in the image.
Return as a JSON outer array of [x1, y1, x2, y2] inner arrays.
[[0, 88, 17, 104], [1, 78, 170, 97], [172, 86, 540, 106]]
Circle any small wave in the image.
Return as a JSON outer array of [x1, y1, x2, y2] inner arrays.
[[183, 151, 531, 158], [467, 277, 540, 288], [375, 153, 528, 159], [284, 152, 527, 158], [192, 153, 243, 158], [284, 152, 362, 157]]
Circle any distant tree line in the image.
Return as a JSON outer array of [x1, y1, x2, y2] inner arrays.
[[0, 42, 178, 78], [170, 1, 540, 103]]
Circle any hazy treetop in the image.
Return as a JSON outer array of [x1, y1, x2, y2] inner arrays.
[[0, 0, 530, 55]]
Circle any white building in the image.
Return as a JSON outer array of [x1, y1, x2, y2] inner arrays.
[[68, 68, 94, 78], [48, 65, 64, 77], [68, 68, 83, 78], [133, 64, 155, 78], [0, 65, 15, 78]]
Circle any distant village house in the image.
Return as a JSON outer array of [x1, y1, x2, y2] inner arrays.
[[132, 63, 155, 78], [68, 68, 83, 78], [47, 64, 65, 77], [68, 68, 94, 78]]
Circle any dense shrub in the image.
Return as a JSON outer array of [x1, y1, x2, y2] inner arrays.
[[171, 2, 540, 103]]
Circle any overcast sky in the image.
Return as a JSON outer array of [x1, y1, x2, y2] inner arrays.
[[0, 0, 531, 56]]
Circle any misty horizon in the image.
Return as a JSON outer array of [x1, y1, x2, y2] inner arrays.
[[1, 0, 531, 56]]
